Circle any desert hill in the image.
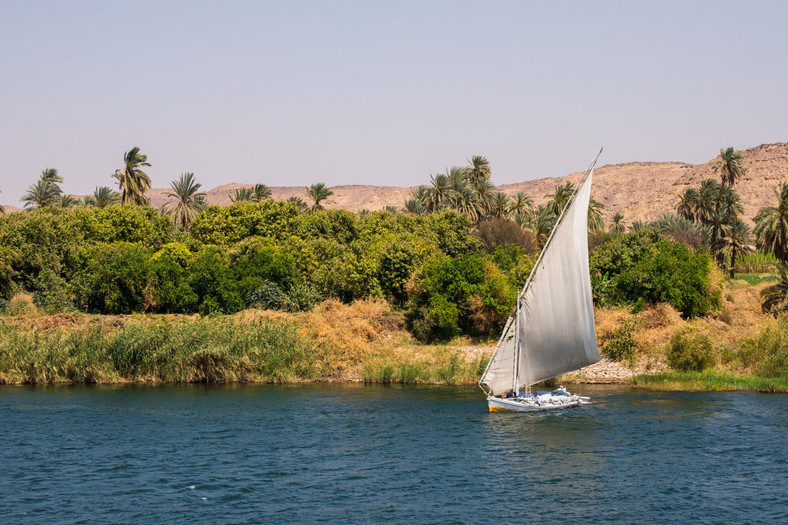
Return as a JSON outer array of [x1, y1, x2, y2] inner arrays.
[[149, 143, 784, 225], [4, 143, 786, 224]]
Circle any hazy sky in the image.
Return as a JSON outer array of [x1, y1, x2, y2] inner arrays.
[[1, 0, 786, 206]]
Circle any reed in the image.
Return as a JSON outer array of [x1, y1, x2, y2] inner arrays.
[[733, 251, 778, 274], [361, 347, 489, 384], [632, 371, 788, 392], [0, 316, 320, 384]]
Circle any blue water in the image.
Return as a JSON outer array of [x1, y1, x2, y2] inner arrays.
[[1, 384, 786, 524]]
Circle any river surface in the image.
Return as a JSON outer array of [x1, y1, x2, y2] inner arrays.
[[1, 384, 786, 524]]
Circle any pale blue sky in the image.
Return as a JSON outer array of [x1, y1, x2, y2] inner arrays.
[[1, 0, 786, 206]]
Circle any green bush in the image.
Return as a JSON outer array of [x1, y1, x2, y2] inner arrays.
[[411, 294, 461, 343], [72, 243, 152, 314], [284, 282, 322, 312], [188, 247, 243, 314], [591, 230, 718, 318], [249, 281, 286, 310], [602, 319, 638, 362], [33, 268, 72, 313], [145, 243, 197, 313], [190, 201, 301, 246], [667, 330, 715, 371]]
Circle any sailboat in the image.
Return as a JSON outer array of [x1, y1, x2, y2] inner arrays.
[[479, 151, 603, 412]]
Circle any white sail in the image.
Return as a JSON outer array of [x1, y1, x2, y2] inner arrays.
[[517, 171, 600, 386], [479, 316, 516, 396]]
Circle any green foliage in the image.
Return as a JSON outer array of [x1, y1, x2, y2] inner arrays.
[[33, 268, 72, 313], [602, 319, 638, 362], [188, 247, 243, 315], [0, 316, 319, 384], [591, 230, 719, 317], [667, 330, 715, 371], [231, 238, 301, 303], [249, 281, 286, 310], [283, 282, 322, 312], [190, 200, 301, 246], [407, 254, 516, 342], [739, 318, 788, 378], [72, 243, 152, 314], [145, 243, 198, 313]]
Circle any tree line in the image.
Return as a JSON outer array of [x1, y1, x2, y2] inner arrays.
[[0, 146, 786, 333]]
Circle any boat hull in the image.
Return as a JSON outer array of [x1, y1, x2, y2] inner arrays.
[[487, 393, 588, 412]]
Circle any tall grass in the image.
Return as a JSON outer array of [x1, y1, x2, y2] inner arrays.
[[733, 251, 778, 274], [633, 371, 788, 392], [0, 316, 320, 384], [361, 347, 489, 384]]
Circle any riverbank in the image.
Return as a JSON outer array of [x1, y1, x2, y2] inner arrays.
[[1, 295, 786, 391]]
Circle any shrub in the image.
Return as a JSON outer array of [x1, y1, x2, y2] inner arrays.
[[284, 282, 322, 312], [71, 243, 152, 314], [7, 293, 38, 316], [33, 268, 72, 313], [667, 330, 715, 371], [612, 239, 719, 317], [249, 281, 286, 310], [145, 244, 198, 313], [411, 294, 461, 343], [188, 247, 243, 314], [602, 319, 638, 362], [475, 219, 538, 255]]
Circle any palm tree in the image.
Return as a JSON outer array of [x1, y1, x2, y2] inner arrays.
[[404, 197, 426, 215], [545, 182, 575, 216], [162, 172, 207, 230], [650, 213, 708, 250], [761, 263, 788, 315], [22, 179, 59, 208], [707, 207, 733, 262], [40, 168, 64, 196], [307, 182, 333, 211], [610, 212, 625, 233], [384, 205, 399, 214], [113, 147, 151, 205], [252, 184, 272, 202], [526, 205, 557, 248], [471, 178, 495, 214], [509, 192, 533, 223], [629, 220, 648, 232], [717, 184, 743, 222], [447, 166, 469, 192], [466, 155, 491, 183], [57, 194, 79, 208], [90, 186, 121, 208], [716, 147, 746, 187], [696, 179, 721, 223], [754, 182, 788, 262], [588, 198, 605, 233], [287, 196, 309, 213], [452, 186, 483, 222], [423, 173, 454, 212], [713, 220, 754, 278], [487, 192, 512, 219], [230, 187, 253, 202], [677, 188, 699, 221]]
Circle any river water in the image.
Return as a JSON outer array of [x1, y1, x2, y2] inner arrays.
[[1, 384, 786, 523]]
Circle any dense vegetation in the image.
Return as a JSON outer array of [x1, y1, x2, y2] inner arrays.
[[0, 146, 786, 388]]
